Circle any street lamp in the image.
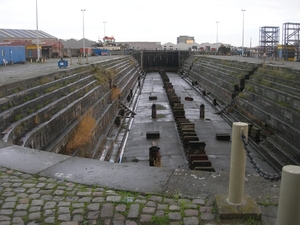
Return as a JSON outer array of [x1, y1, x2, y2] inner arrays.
[[36, 0, 40, 61], [81, 9, 86, 57], [241, 9, 246, 56], [103, 21, 106, 37], [216, 21, 219, 43]]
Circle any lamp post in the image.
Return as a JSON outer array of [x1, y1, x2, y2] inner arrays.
[[81, 9, 86, 57], [241, 9, 246, 57], [216, 21, 219, 43], [36, 0, 40, 61], [103, 21, 106, 37]]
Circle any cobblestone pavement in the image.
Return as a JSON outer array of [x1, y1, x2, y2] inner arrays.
[[0, 166, 224, 225]]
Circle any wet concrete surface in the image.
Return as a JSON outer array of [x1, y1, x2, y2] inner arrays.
[[0, 55, 283, 224]]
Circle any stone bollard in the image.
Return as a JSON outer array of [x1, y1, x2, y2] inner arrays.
[[149, 142, 161, 167], [200, 104, 205, 118], [276, 165, 300, 225], [228, 122, 248, 204], [151, 104, 156, 119]]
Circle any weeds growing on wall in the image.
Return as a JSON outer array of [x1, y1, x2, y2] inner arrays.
[[66, 109, 96, 155], [93, 67, 117, 85], [111, 86, 121, 100]]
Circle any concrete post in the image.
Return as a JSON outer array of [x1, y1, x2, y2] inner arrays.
[[276, 165, 300, 225], [200, 104, 205, 119], [228, 122, 248, 205]]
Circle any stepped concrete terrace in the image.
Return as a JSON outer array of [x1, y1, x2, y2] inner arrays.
[[181, 55, 300, 173], [0, 55, 290, 224]]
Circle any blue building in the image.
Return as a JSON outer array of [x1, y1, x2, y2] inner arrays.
[[0, 46, 26, 65]]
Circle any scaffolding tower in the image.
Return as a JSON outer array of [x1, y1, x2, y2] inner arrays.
[[259, 26, 279, 58], [282, 22, 300, 61]]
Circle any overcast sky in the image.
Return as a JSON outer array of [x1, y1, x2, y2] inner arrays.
[[1, 0, 299, 47]]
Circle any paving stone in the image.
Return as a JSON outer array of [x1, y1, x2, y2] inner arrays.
[[113, 221, 124, 225], [29, 206, 41, 212], [0, 221, 10, 225], [106, 196, 121, 202], [145, 201, 157, 207], [0, 209, 13, 215], [183, 217, 199, 225], [54, 190, 65, 195], [201, 212, 215, 221], [76, 191, 92, 196], [168, 212, 182, 220], [134, 199, 146, 204], [15, 204, 28, 210], [2, 202, 16, 208], [36, 183, 46, 188], [184, 209, 198, 216], [44, 217, 55, 224], [12, 217, 24, 223], [157, 204, 167, 210], [169, 205, 180, 210], [148, 195, 162, 202], [155, 210, 165, 216], [18, 198, 29, 204], [77, 197, 91, 202], [115, 204, 127, 212], [139, 214, 152, 222], [43, 209, 55, 217], [53, 196, 65, 201], [87, 203, 100, 211], [58, 214, 71, 221], [125, 221, 137, 225], [72, 214, 84, 221], [13, 211, 27, 217], [28, 212, 41, 220], [66, 196, 79, 202], [58, 202, 71, 207], [5, 197, 17, 202], [200, 206, 213, 213], [1, 192, 14, 197], [192, 198, 205, 205], [92, 192, 103, 196], [128, 204, 139, 218], [27, 188, 40, 193], [0, 216, 10, 221], [114, 213, 125, 221], [92, 197, 105, 202], [72, 209, 84, 214], [40, 195, 53, 201], [142, 206, 156, 214], [186, 203, 198, 209], [58, 207, 70, 214], [22, 184, 35, 188], [31, 199, 44, 206], [101, 203, 114, 217], [28, 194, 40, 199], [72, 203, 84, 208], [87, 211, 99, 220], [44, 201, 57, 209]]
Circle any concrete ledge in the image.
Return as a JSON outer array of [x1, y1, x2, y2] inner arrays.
[[215, 194, 262, 220]]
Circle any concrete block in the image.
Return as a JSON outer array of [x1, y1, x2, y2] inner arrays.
[[214, 194, 262, 220], [146, 131, 160, 139], [216, 133, 231, 141]]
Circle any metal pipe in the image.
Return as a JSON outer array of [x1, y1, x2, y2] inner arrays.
[[228, 122, 248, 205]]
